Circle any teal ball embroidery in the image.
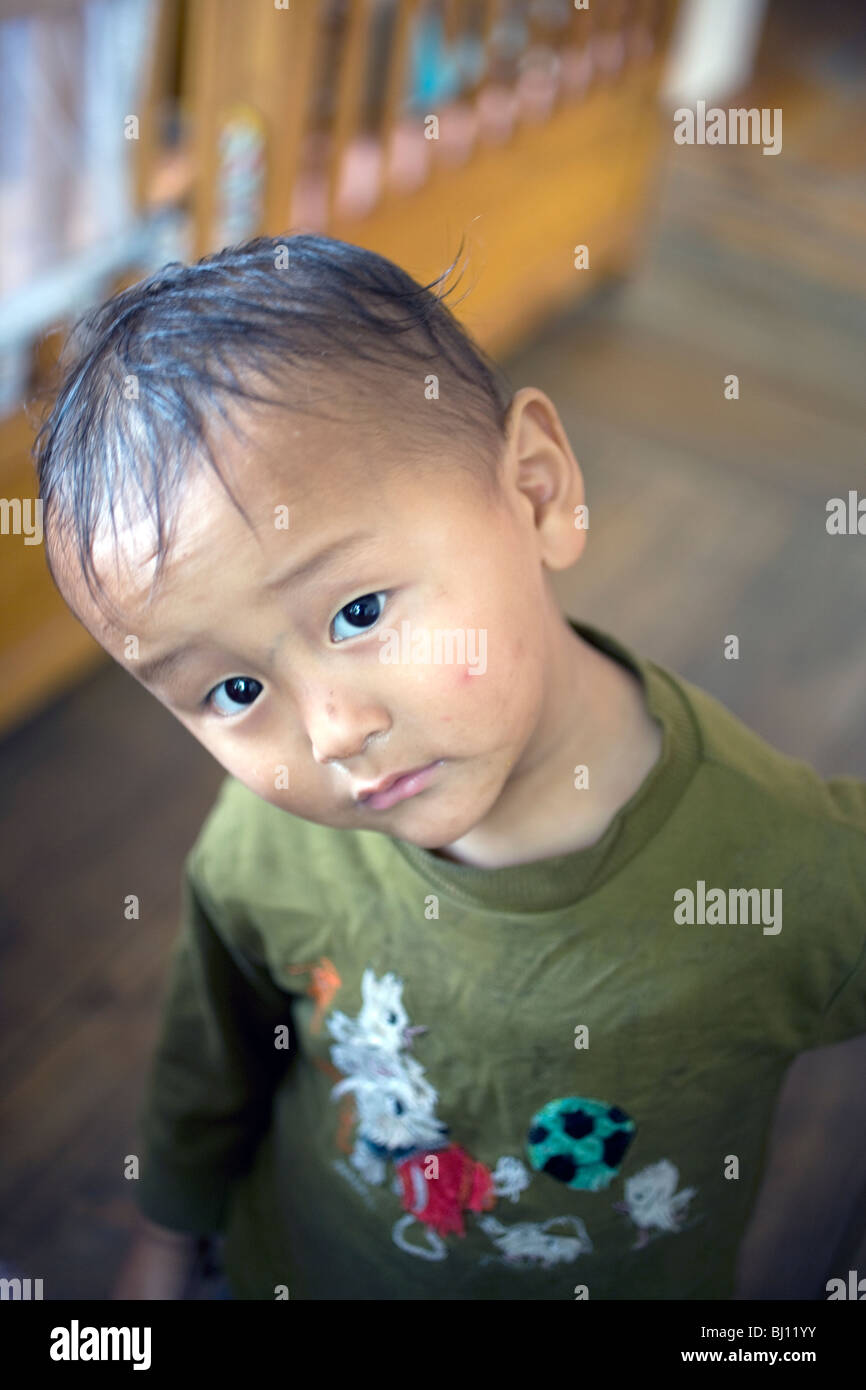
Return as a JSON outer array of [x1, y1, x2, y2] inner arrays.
[[527, 1096, 636, 1191]]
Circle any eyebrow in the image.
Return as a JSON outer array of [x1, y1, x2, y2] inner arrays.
[[135, 529, 379, 688]]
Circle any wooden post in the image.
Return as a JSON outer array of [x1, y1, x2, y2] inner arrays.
[[327, 0, 375, 222]]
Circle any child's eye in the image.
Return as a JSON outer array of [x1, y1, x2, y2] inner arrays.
[[206, 676, 263, 717], [330, 591, 387, 643]]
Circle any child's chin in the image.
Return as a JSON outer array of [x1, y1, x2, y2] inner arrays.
[[389, 801, 488, 851]]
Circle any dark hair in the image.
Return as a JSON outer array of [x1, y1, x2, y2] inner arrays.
[[33, 233, 514, 617]]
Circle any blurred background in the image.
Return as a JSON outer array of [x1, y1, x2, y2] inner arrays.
[[1, 0, 864, 1298]]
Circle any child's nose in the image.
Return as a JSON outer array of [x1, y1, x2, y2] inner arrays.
[[305, 691, 390, 767]]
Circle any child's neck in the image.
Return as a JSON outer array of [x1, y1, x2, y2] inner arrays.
[[432, 623, 663, 871]]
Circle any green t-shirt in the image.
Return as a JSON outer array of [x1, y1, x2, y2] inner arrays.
[[135, 620, 866, 1299]]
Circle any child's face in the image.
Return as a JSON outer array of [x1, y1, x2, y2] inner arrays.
[[56, 387, 586, 850]]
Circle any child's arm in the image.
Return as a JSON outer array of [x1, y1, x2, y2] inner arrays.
[[738, 785, 866, 1299], [117, 849, 298, 1298], [111, 1215, 200, 1300], [734, 1032, 866, 1298]]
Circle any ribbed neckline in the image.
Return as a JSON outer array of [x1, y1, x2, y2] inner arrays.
[[389, 619, 703, 914]]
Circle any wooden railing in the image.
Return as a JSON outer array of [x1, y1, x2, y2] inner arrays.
[[134, 0, 682, 348]]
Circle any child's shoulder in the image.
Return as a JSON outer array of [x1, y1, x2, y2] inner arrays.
[[580, 620, 865, 844], [654, 657, 866, 843]]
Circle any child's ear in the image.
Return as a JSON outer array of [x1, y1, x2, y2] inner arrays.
[[503, 387, 587, 571]]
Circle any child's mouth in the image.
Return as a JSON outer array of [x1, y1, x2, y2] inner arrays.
[[354, 760, 444, 810]]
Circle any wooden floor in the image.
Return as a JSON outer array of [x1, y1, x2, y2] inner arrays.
[[1, 2, 865, 1298]]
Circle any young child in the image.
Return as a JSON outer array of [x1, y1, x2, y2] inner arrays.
[[35, 234, 866, 1301]]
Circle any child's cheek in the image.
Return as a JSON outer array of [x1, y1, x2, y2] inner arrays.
[[457, 662, 492, 689], [435, 666, 475, 723]]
